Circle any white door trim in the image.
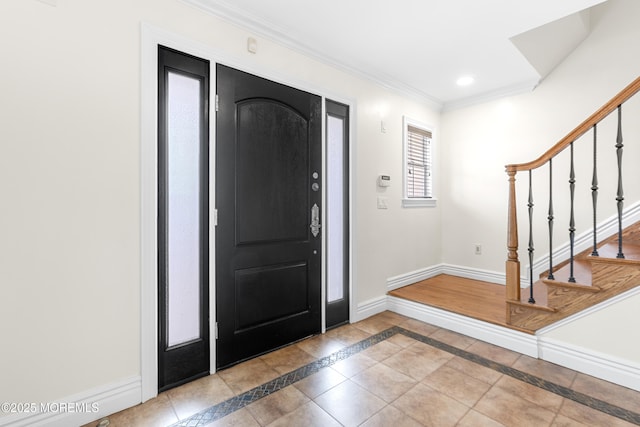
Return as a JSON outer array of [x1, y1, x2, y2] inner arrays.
[[141, 22, 355, 402]]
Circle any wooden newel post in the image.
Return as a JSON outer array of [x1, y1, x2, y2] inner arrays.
[[506, 167, 521, 301]]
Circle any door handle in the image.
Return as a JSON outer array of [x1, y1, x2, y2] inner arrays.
[[310, 203, 321, 237]]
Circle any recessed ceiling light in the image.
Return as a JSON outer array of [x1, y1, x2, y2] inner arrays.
[[456, 76, 475, 86]]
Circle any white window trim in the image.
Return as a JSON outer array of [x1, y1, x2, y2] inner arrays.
[[402, 116, 437, 208]]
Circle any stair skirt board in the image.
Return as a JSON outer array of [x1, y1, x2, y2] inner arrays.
[[539, 338, 640, 392], [0, 376, 141, 427]]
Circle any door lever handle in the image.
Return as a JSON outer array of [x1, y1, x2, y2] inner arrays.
[[310, 203, 321, 237]]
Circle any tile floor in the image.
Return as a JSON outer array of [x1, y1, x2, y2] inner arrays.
[[84, 312, 640, 427]]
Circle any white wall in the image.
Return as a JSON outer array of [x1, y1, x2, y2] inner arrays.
[[440, 0, 640, 365], [0, 0, 441, 417]]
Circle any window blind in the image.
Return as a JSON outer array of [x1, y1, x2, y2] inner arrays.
[[407, 125, 432, 198]]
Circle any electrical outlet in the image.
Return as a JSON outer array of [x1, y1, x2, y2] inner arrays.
[[474, 244, 482, 255]]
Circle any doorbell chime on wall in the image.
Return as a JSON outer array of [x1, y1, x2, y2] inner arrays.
[[377, 175, 391, 187]]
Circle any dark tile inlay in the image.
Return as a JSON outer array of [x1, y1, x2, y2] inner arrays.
[[171, 326, 640, 426]]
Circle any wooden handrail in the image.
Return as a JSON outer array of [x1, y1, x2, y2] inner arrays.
[[506, 76, 640, 173], [504, 76, 640, 310]]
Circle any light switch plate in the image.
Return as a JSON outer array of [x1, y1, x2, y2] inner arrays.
[[377, 196, 388, 209]]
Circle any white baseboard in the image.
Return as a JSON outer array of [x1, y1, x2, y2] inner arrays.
[[538, 337, 640, 392], [0, 377, 141, 427], [386, 264, 444, 291], [386, 263, 506, 293], [353, 295, 388, 323], [387, 295, 538, 357], [440, 264, 506, 285]]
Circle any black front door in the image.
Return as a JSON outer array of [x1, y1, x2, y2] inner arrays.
[[216, 64, 322, 368], [157, 46, 210, 391]]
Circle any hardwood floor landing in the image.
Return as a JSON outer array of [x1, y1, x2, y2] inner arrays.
[[389, 274, 531, 333]]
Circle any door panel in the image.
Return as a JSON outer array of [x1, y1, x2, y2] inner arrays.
[[216, 64, 322, 368], [157, 46, 210, 391], [236, 100, 308, 244]]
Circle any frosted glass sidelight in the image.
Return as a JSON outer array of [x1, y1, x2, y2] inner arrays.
[[327, 116, 344, 302], [167, 72, 202, 347]]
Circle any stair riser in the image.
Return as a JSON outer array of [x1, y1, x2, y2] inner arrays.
[[509, 264, 640, 330]]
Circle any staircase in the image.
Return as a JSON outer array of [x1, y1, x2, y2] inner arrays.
[[507, 221, 640, 332], [504, 76, 640, 332]]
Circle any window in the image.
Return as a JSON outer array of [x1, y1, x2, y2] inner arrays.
[[403, 116, 436, 207]]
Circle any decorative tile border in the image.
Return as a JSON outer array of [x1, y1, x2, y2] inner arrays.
[[172, 326, 640, 426]]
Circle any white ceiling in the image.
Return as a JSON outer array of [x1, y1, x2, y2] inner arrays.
[[183, 0, 608, 110]]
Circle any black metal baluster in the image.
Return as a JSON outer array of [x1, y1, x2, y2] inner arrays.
[[591, 124, 599, 256], [616, 105, 625, 259], [528, 170, 535, 303], [547, 159, 555, 280], [568, 142, 576, 283]]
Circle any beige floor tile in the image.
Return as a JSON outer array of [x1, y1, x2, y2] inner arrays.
[[96, 393, 178, 427], [314, 380, 387, 426], [386, 333, 419, 348], [294, 334, 344, 358], [493, 375, 564, 412], [392, 382, 469, 426], [217, 358, 281, 394], [266, 401, 341, 427], [352, 362, 417, 403], [571, 373, 640, 413], [474, 384, 556, 427], [259, 344, 317, 375], [359, 339, 403, 361], [331, 352, 377, 378], [375, 310, 411, 324], [457, 409, 506, 427], [383, 347, 451, 381], [88, 313, 640, 427], [465, 341, 521, 366], [245, 385, 309, 426], [512, 355, 577, 388], [398, 318, 440, 336], [422, 364, 492, 407], [166, 374, 235, 420], [445, 356, 502, 385], [360, 405, 423, 427], [324, 323, 372, 346], [550, 413, 592, 427], [558, 398, 637, 427], [208, 408, 260, 427], [294, 367, 347, 399], [430, 328, 477, 349], [352, 316, 396, 334], [406, 340, 455, 361]]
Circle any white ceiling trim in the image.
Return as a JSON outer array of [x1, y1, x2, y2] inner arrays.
[[442, 78, 540, 112], [180, 0, 444, 110], [180, 0, 605, 112]]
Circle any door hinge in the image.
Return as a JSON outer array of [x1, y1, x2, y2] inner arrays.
[[213, 209, 218, 226], [215, 94, 219, 112], [215, 322, 218, 339]]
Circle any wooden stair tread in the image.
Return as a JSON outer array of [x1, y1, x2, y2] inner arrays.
[[543, 258, 593, 286], [589, 242, 640, 263], [519, 279, 549, 306]]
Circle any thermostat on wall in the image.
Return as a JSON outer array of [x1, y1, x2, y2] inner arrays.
[[377, 175, 391, 187]]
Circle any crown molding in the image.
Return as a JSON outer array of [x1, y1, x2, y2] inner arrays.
[[180, 0, 443, 111]]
